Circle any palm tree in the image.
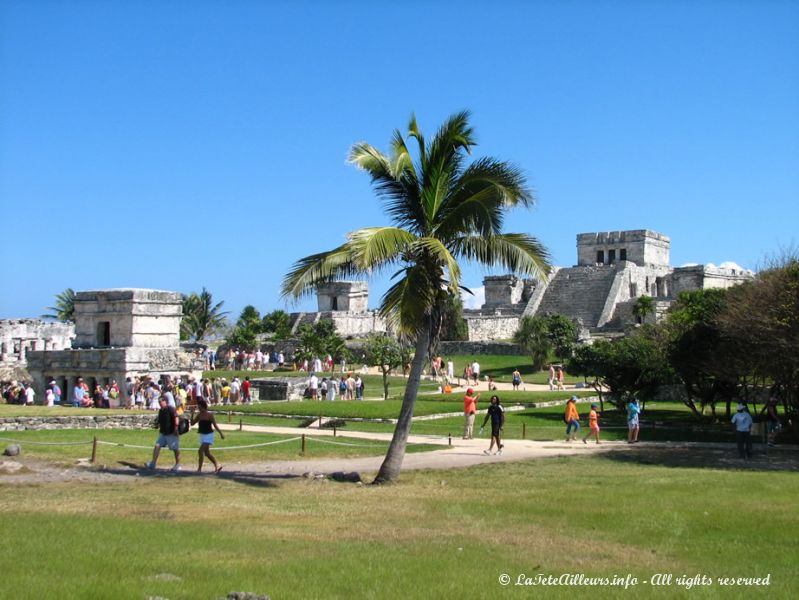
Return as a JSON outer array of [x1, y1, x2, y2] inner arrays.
[[181, 288, 228, 341], [633, 295, 655, 324], [42, 288, 76, 322], [282, 111, 551, 483]]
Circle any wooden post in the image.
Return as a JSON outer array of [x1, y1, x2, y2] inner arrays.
[[301, 434, 306, 456], [239, 419, 242, 431], [227, 411, 231, 423], [522, 423, 526, 439], [448, 433, 452, 447], [333, 425, 337, 438], [91, 436, 98, 464]]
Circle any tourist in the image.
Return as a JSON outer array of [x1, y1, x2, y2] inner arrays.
[[147, 395, 181, 471], [556, 367, 565, 391], [471, 360, 480, 385], [208, 348, 216, 370], [548, 365, 555, 390], [125, 377, 135, 409], [313, 356, 323, 373], [23, 382, 35, 406], [211, 377, 222, 406], [463, 387, 479, 439], [626, 397, 641, 443], [320, 378, 328, 400], [309, 372, 319, 400], [480, 395, 505, 455], [278, 351, 285, 367], [221, 379, 231, 405], [230, 377, 241, 404], [731, 403, 754, 459], [255, 350, 264, 370], [326, 354, 334, 372], [512, 368, 522, 391], [582, 404, 601, 444], [242, 377, 252, 404], [765, 398, 781, 447], [446, 358, 454, 382], [147, 382, 161, 410], [50, 380, 62, 405], [191, 398, 225, 473], [72, 378, 86, 408], [355, 375, 363, 400], [462, 364, 472, 387], [327, 376, 337, 401], [202, 378, 214, 406], [339, 376, 347, 399], [45, 385, 55, 407], [564, 395, 580, 441]]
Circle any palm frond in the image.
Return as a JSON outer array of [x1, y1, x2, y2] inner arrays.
[[280, 243, 361, 301], [379, 266, 436, 336], [413, 237, 461, 294], [452, 233, 551, 280], [347, 227, 416, 271]]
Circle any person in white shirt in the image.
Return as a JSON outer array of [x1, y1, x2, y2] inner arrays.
[[471, 361, 480, 385], [309, 373, 319, 400]]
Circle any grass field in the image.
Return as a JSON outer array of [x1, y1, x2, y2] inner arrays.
[[0, 455, 794, 599]]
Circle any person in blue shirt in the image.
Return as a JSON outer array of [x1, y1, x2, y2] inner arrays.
[[731, 403, 754, 459], [626, 397, 642, 443]]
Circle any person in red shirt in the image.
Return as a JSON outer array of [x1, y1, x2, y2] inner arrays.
[[463, 388, 480, 439], [242, 377, 252, 404]]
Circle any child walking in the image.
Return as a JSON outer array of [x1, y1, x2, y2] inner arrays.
[[582, 403, 601, 444]]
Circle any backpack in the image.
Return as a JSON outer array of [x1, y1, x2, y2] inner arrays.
[[178, 416, 190, 435]]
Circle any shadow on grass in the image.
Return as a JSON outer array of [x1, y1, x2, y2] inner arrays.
[[114, 460, 291, 488], [599, 445, 799, 473]]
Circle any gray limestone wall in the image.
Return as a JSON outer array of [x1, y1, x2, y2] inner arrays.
[[0, 414, 155, 432], [437, 341, 523, 356], [0, 319, 75, 365]]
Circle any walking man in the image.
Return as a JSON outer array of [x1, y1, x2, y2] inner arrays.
[[147, 396, 181, 471]]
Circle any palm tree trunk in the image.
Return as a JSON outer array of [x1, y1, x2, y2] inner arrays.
[[373, 325, 430, 484]]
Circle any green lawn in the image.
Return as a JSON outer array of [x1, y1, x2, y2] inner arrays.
[[441, 354, 582, 385], [0, 455, 794, 599]]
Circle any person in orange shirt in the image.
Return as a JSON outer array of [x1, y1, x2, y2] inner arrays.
[[463, 388, 480, 439], [564, 395, 580, 441], [582, 403, 601, 444]]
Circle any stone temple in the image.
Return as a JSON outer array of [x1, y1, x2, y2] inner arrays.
[[26, 289, 203, 405], [464, 229, 752, 341]]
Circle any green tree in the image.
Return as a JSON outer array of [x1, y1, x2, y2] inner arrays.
[[632, 295, 655, 324], [282, 111, 550, 483], [237, 305, 262, 332], [439, 292, 469, 341], [364, 333, 406, 399], [180, 288, 228, 341], [226, 325, 257, 350], [42, 288, 76, 322], [261, 310, 292, 340], [295, 319, 347, 366], [513, 315, 552, 370], [544, 314, 578, 363]]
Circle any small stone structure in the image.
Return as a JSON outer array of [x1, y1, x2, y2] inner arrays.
[[249, 377, 309, 401], [289, 281, 387, 338], [0, 319, 75, 370], [27, 289, 203, 405], [465, 229, 753, 341]]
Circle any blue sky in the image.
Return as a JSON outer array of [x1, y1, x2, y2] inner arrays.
[[1, 0, 797, 319]]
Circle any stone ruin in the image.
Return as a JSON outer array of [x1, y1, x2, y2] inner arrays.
[[0, 319, 75, 371], [465, 229, 753, 341], [26, 289, 203, 405], [287, 281, 386, 338]]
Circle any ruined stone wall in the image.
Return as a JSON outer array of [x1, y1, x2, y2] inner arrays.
[[0, 414, 155, 432], [577, 230, 670, 267], [464, 314, 522, 341], [0, 319, 75, 365]]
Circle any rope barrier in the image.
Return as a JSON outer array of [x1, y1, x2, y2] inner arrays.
[[0, 436, 93, 446], [96, 436, 303, 452]]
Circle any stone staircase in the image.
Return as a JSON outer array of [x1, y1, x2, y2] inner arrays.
[[289, 312, 321, 335], [534, 266, 618, 328]]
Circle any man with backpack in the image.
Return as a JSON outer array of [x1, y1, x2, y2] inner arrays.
[[147, 395, 181, 472]]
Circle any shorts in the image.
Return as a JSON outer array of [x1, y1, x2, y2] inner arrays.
[[491, 424, 502, 438], [199, 433, 215, 445], [767, 421, 781, 433], [590, 424, 600, 432], [156, 434, 180, 451], [628, 417, 639, 429]]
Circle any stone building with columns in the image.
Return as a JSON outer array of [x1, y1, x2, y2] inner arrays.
[[0, 319, 75, 374], [26, 289, 203, 405]]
